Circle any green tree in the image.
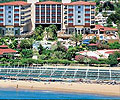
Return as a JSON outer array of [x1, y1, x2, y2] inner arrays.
[[34, 25, 43, 40], [20, 39, 33, 49], [71, 32, 83, 46], [21, 49, 33, 58], [107, 54, 118, 66]]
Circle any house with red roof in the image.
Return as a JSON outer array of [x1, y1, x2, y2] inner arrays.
[[0, 45, 17, 57], [83, 25, 119, 43]]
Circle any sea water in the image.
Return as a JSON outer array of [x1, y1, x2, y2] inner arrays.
[[0, 88, 119, 99]]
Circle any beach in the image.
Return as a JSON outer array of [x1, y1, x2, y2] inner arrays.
[[0, 80, 119, 97]]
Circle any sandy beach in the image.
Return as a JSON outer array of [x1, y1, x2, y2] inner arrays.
[[0, 80, 119, 97]]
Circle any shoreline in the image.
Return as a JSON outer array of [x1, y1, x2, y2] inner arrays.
[[0, 80, 120, 97]]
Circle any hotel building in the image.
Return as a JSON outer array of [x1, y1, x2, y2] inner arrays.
[[62, 1, 96, 35], [0, 1, 32, 36], [35, 1, 63, 30], [0, 0, 96, 37]]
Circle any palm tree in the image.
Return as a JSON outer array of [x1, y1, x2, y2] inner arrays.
[[49, 25, 57, 32], [49, 25, 57, 38], [44, 27, 50, 40], [71, 32, 83, 46], [34, 25, 43, 35]]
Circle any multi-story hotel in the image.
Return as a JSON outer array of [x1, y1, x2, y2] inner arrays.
[[62, 1, 96, 35], [0, 1, 32, 36], [0, 0, 96, 36], [35, 1, 63, 30]]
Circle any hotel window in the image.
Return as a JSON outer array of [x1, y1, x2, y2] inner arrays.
[[8, 16, 11, 18], [14, 20, 19, 23], [85, 11, 90, 14], [52, 10, 55, 13], [52, 14, 55, 17], [46, 14, 50, 17], [0, 20, 3, 23], [57, 14, 61, 17], [85, 5, 90, 9], [85, 20, 90, 23], [46, 5, 50, 8], [15, 11, 19, 14], [8, 6, 11, 9], [52, 5, 56, 8], [78, 6, 81, 9], [46, 10, 50, 13], [64, 16, 67, 19], [68, 11, 73, 14], [8, 20, 11, 23], [0, 11, 3, 14], [46, 18, 50, 21], [52, 18, 56, 21], [41, 5, 45, 8], [41, 14, 45, 17], [91, 11, 95, 14], [41, 10, 45, 12], [68, 20, 73, 23], [78, 11, 81, 13], [64, 11, 67, 14], [68, 16, 72, 19], [78, 16, 81, 18], [64, 20, 67, 24], [57, 5, 61, 8], [14, 6, 19, 9], [57, 19, 61, 22], [91, 16, 94, 19], [85, 16, 90, 18], [91, 21, 95, 24], [36, 5, 39, 8], [36, 10, 39, 12], [57, 9, 61, 12], [78, 20, 81, 23], [91, 6, 95, 9], [64, 5, 67, 9], [0, 16, 3, 18], [0, 6, 3, 9], [8, 11, 11, 13], [41, 19, 45, 21], [68, 5, 73, 9]]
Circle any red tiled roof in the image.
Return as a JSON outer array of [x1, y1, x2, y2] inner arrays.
[[0, 45, 8, 48], [64, 1, 96, 5], [105, 51, 120, 54], [95, 25, 118, 31], [88, 43, 98, 46], [0, 48, 16, 55], [0, 1, 31, 6], [36, 1, 62, 5]]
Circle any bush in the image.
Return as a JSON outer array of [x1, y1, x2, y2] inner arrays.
[[75, 55, 85, 63], [21, 49, 33, 58]]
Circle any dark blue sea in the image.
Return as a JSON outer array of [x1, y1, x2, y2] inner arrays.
[[0, 88, 119, 99]]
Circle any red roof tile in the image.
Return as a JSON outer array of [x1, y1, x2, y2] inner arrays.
[[36, 1, 62, 5], [64, 1, 96, 5], [95, 25, 118, 31], [0, 1, 31, 6], [0, 45, 8, 48], [0, 48, 16, 55], [88, 43, 98, 46]]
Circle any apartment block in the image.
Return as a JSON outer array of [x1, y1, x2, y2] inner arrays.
[[35, 1, 63, 30], [0, 1, 32, 36], [62, 1, 96, 35]]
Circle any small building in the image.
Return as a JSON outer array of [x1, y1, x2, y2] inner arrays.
[[0, 45, 17, 58]]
